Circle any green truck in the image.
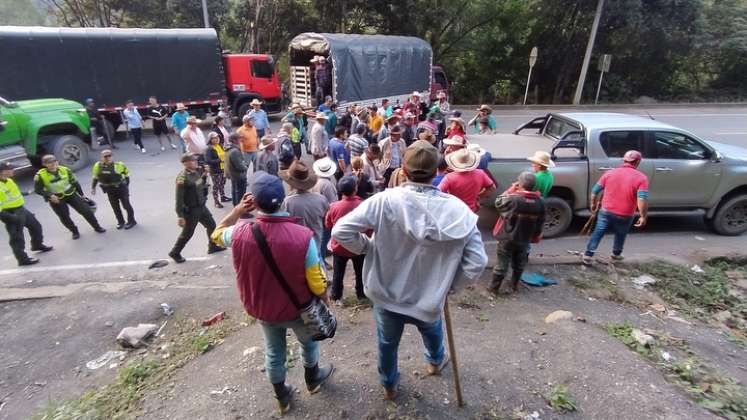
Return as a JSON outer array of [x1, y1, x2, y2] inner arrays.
[[0, 96, 91, 171]]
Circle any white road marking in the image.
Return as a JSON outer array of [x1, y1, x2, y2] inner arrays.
[[0, 257, 212, 276]]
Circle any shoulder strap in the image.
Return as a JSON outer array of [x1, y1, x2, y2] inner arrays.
[[251, 223, 304, 309]]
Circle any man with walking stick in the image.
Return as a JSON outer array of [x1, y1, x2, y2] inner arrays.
[[333, 140, 487, 400]]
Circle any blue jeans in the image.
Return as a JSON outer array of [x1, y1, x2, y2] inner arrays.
[[231, 175, 247, 206], [321, 228, 331, 257], [373, 305, 445, 389], [585, 210, 635, 257], [243, 151, 257, 173], [256, 128, 266, 139], [260, 317, 320, 384]]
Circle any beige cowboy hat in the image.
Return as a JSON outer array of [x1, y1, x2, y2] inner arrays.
[[477, 104, 493, 113], [527, 150, 556, 168], [315, 112, 328, 120], [312, 157, 337, 178], [250, 98, 263, 106], [176, 103, 187, 111], [467, 143, 487, 157], [411, 91, 422, 97], [280, 160, 317, 190], [442, 134, 467, 147], [258, 136, 278, 151], [448, 117, 466, 132], [310, 55, 321, 63], [445, 147, 480, 173], [186, 116, 201, 124]]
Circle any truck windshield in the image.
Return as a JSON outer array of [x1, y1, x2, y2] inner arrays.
[[251, 60, 274, 79], [545, 117, 580, 140]]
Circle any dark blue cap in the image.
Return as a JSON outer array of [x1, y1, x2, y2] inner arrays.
[[250, 171, 285, 211], [337, 176, 357, 195]]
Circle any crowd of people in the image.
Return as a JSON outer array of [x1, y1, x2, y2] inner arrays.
[[0, 93, 650, 415]]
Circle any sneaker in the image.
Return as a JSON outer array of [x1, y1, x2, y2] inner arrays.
[[72, 231, 80, 240], [124, 221, 137, 230], [207, 245, 226, 254], [94, 227, 106, 233], [141, 148, 147, 154], [582, 255, 593, 265], [170, 143, 177, 150], [18, 257, 40, 266], [610, 254, 624, 262], [31, 245, 53, 253], [426, 353, 450, 376], [161, 146, 166, 152], [215, 202, 224, 209], [116, 223, 124, 230]]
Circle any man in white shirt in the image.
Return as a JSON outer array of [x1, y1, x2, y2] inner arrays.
[[180, 116, 208, 157]]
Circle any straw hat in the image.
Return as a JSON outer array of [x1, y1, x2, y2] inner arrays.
[[477, 104, 493, 113], [526, 150, 555, 168], [448, 117, 466, 133], [467, 143, 487, 157], [312, 157, 337, 178], [445, 148, 479, 172], [315, 112, 328, 120], [250, 98, 263, 106], [176, 103, 187, 111], [442, 135, 467, 147], [258, 136, 278, 151], [186, 116, 201, 124], [280, 160, 317, 190], [411, 91, 421, 97]]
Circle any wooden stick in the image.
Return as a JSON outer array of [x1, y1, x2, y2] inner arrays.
[[443, 297, 464, 407]]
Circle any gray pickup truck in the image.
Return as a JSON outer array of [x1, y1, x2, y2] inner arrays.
[[475, 112, 747, 238]]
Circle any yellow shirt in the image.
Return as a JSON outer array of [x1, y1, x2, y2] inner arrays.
[[369, 115, 384, 135], [213, 144, 226, 170]]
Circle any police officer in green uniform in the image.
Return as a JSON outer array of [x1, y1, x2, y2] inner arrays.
[[0, 162, 53, 265], [168, 153, 225, 263], [34, 155, 106, 239], [91, 150, 137, 230]]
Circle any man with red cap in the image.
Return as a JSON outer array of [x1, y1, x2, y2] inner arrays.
[[583, 150, 649, 265]]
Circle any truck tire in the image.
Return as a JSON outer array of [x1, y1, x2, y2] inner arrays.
[[710, 194, 747, 236], [51, 135, 89, 171], [542, 197, 573, 238], [237, 101, 255, 119]]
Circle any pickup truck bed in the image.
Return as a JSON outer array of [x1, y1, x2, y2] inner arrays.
[[472, 133, 580, 159]]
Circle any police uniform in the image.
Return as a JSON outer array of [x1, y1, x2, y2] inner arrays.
[[34, 165, 105, 238], [0, 173, 50, 265], [169, 164, 224, 262], [92, 161, 136, 228]]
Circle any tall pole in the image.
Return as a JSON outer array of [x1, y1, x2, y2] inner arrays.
[[201, 0, 210, 28], [523, 67, 533, 106], [594, 71, 605, 105], [572, 0, 604, 105]]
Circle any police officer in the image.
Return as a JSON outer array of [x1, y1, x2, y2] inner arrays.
[[0, 162, 53, 265], [34, 155, 106, 239], [168, 153, 225, 263], [91, 150, 137, 230]]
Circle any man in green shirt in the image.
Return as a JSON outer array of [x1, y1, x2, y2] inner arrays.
[[527, 151, 555, 198], [1, 162, 52, 265], [91, 150, 136, 230]]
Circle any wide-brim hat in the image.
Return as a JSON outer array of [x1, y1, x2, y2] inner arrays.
[[313, 157, 337, 178], [467, 143, 487, 157], [280, 160, 317, 190], [443, 135, 467, 147], [315, 112, 328, 120], [259, 136, 278, 151], [445, 148, 480, 172], [448, 117, 466, 132], [411, 91, 421, 97], [310, 55, 321, 63], [186, 116, 201, 124], [250, 99, 263, 106], [527, 150, 555, 168], [477, 104, 492, 113], [176, 103, 187, 111]]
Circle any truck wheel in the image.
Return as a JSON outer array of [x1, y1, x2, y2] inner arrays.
[[237, 101, 254, 119], [710, 194, 747, 236], [542, 197, 573, 238], [51, 135, 89, 171]]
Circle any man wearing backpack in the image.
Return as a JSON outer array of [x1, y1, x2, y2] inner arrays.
[[277, 123, 297, 169]]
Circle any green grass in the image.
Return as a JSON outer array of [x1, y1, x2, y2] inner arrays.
[[546, 384, 577, 413], [33, 317, 243, 420]]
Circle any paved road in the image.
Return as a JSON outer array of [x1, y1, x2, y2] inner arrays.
[[2, 105, 746, 274]]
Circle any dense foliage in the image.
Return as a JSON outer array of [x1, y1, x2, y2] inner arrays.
[[14, 0, 747, 103]]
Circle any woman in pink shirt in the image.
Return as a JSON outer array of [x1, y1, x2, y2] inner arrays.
[[438, 148, 496, 212]]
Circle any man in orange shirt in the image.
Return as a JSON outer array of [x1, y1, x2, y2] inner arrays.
[[237, 115, 259, 173]]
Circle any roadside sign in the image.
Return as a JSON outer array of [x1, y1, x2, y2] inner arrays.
[[529, 47, 538, 68], [598, 54, 612, 73]]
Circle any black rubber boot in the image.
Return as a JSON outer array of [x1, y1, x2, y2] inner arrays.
[[304, 364, 334, 394], [488, 273, 504, 294], [506, 272, 522, 294], [272, 382, 295, 415]]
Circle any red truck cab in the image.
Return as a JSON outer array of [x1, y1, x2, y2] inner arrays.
[[430, 66, 450, 102], [223, 54, 282, 116]]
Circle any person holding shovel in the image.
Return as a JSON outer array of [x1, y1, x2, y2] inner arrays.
[[332, 140, 487, 400]]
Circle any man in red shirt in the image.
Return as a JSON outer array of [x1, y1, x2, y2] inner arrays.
[[325, 176, 367, 304], [438, 148, 496, 212], [583, 150, 649, 264]]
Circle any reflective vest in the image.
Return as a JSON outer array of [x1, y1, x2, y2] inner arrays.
[[0, 178, 24, 210], [93, 161, 129, 186], [36, 167, 75, 196]]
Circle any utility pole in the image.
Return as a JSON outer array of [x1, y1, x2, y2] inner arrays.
[[201, 0, 210, 28], [572, 0, 604, 105]]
